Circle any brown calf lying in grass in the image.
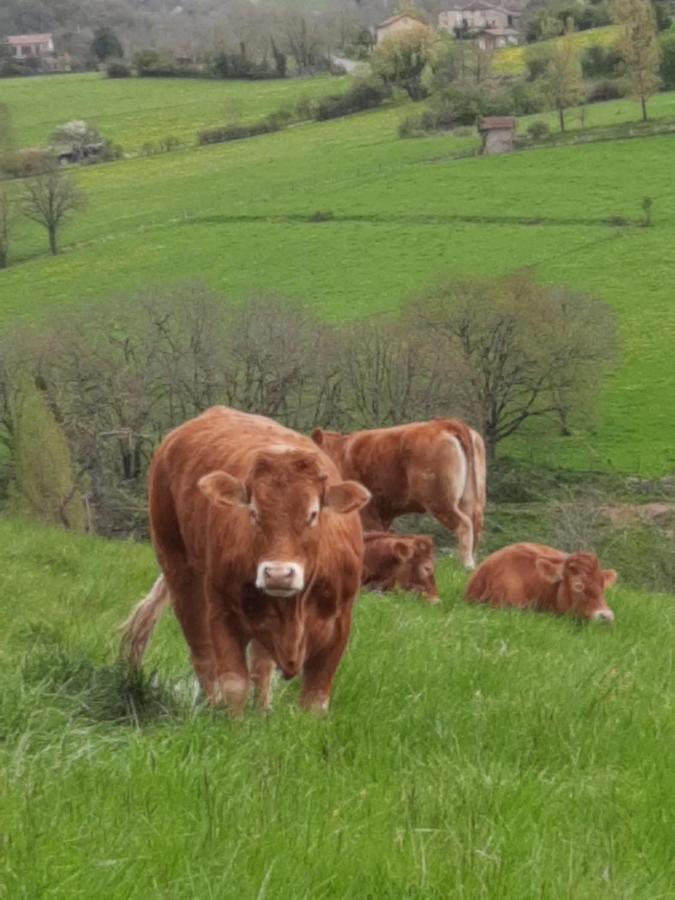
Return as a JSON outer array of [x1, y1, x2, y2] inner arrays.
[[362, 532, 439, 603], [465, 543, 617, 622]]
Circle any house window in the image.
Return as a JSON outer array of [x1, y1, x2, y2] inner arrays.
[[24, 45, 32, 55], [507, 14, 513, 26]]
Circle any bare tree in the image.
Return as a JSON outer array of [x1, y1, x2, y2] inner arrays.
[[404, 273, 619, 461], [277, 10, 324, 73], [22, 167, 86, 256], [338, 317, 453, 428]]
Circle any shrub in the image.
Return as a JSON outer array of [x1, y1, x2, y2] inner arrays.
[[586, 79, 626, 103], [105, 59, 130, 78], [0, 149, 55, 178], [527, 120, 550, 141], [159, 135, 180, 152], [314, 77, 389, 121], [508, 80, 547, 115], [294, 95, 313, 120], [581, 45, 623, 78], [197, 118, 282, 146], [659, 33, 675, 89], [208, 51, 277, 81], [398, 111, 424, 137], [308, 210, 334, 222]]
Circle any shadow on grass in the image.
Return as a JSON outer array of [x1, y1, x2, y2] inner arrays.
[[17, 623, 191, 727]]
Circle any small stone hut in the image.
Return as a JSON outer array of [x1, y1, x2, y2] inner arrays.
[[479, 116, 516, 155]]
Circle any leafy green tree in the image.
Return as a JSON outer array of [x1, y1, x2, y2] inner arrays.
[[542, 22, 584, 132], [92, 26, 124, 62], [10, 372, 85, 530], [613, 0, 662, 121], [371, 22, 434, 100]]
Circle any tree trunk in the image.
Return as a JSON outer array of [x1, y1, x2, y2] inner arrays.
[[559, 106, 565, 133], [641, 95, 648, 122], [48, 224, 58, 256]]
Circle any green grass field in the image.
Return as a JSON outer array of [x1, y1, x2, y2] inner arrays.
[[493, 26, 619, 76], [1, 72, 349, 152], [1, 518, 673, 898], [3, 87, 675, 473]]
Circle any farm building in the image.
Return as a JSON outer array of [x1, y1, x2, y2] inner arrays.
[[438, 2, 520, 33], [477, 26, 519, 50], [5, 33, 55, 59], [375, 13, 429, 45], [479, 116, 516, 154]]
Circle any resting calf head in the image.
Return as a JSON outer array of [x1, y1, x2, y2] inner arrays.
[[536, 550, 617, 622]]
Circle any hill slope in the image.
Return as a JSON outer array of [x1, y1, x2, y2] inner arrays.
[[3, 72, 349, 152], [1, 518, 674, 897], [2, 90, 675, 472]]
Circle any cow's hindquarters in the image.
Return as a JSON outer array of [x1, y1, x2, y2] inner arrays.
[[418, 433, 475, 569]]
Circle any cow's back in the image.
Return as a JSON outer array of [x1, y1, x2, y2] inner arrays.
[[466, 543, 563, 608]]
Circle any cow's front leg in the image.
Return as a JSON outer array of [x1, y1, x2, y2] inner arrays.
[[206, 588, 250, 716], [249, 639, 276, 712], [300, 605, 353, 713]]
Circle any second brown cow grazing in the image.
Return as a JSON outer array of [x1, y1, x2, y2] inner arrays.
[[465, 543, 617, 622], [362, 532, 439, 602], [119, 406, 371, 716], [311, 419, 486, 569]]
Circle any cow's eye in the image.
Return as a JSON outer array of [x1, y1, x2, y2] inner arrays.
[[307, 509, 319, 527]]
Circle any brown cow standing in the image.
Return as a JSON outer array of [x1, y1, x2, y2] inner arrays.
[[311, 419, 486, 569], [119, 407, 370, 715], [362, 532, 439, 602], [465, 543, 617, 622]]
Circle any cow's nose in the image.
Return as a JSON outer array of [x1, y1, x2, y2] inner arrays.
[[264, 565, 294, 585], [594, 609, 615, 623], [256, 561, 304, 595]]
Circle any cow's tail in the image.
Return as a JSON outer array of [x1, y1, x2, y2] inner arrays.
[[119, 574, 171, 668]]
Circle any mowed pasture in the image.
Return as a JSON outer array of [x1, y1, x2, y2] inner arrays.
[[3, 87, 675, 472], [1, 518, 673, 898], [2, 71, 349, 152]]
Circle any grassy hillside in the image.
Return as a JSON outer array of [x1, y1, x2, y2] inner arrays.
[[518, 90, 675, 133], [1, 518, 673, 898], [493, 26, 619, 76], [2, 72, 349, 152], [3, 91, 675, 473]]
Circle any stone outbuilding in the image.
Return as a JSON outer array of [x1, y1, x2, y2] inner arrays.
[[375, 13, 429, 45], [479, 116, 516, 154]]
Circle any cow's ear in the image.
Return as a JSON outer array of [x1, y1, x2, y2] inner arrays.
[[602, 569, 618, 589], [310, 427, 324, 447], [394, 540, 413, 561], [536, 557, 565, 584], [325, 480, 371, 515], [198, 471, 248, 507]]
